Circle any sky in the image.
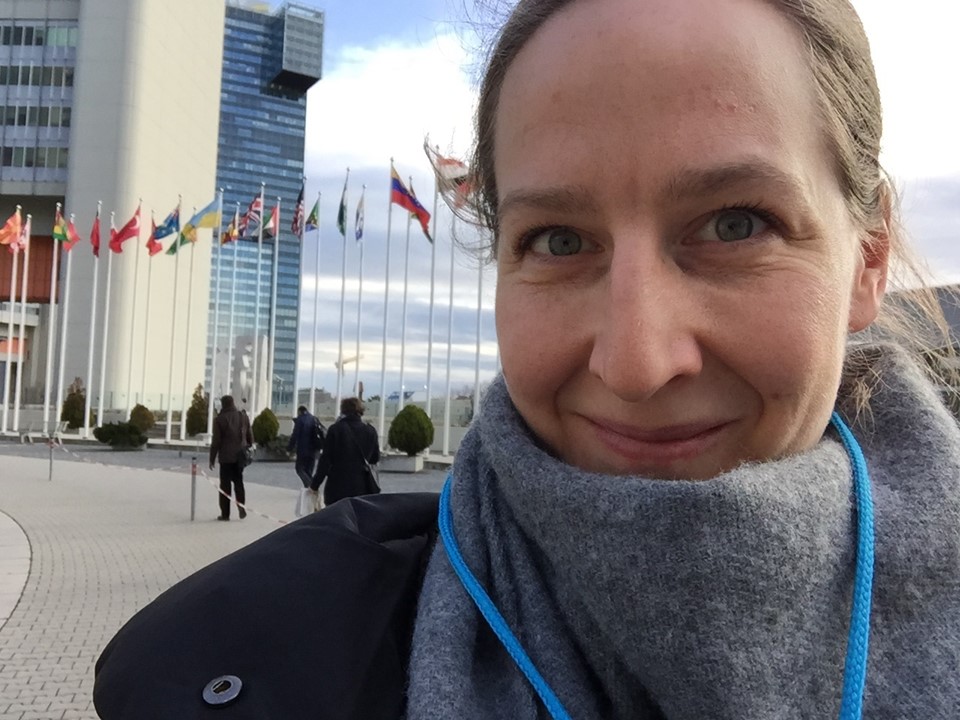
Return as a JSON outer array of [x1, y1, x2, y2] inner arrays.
[[281, 0, 960, 399]]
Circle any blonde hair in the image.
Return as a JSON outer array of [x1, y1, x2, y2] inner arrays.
[[447, 0, 955, 418]]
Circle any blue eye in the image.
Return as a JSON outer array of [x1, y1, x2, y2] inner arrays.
[[530, 228, 583, 256], [700, 209, 770, 243]]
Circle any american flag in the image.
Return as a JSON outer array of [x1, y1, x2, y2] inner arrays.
[[239, 194, 262, 237], [291, 182, 305, 236]]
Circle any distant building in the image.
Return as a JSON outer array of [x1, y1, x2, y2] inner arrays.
[[206, 1, 323, 417]]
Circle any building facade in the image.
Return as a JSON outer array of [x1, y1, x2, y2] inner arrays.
[[208, 1, 323, 418], [0, 0, 224, 427]]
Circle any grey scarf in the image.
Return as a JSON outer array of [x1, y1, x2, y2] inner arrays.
[[406, 346, 960, 719]]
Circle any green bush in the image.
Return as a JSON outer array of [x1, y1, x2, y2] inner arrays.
[[128, 403, 155, 433], [252, 408, 280, 445], [185, 384, 208, 437], [388, 404, 434, 456], [93, 422, 148, 449], [60, 378, 87, 429]]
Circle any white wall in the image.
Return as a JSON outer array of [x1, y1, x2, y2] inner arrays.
[[63, 0, 225, 413]]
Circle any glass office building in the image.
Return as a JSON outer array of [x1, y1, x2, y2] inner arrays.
[[208, 2, 323, 414]]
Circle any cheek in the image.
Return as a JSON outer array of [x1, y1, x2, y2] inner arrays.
[[495, 281, 586, 412]]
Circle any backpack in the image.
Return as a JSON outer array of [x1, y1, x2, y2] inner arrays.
[[310, 416, 326, 452]]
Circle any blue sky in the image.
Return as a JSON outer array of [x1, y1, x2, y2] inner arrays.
[[281, 0, 960, 397]]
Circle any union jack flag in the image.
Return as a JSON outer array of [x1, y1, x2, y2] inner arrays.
[[238, 194, 262, 237]]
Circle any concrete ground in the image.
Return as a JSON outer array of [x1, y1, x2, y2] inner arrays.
[[0, 439, 449, 719]]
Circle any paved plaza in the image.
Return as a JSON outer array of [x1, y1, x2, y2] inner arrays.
[[0, 440, 448, 719]]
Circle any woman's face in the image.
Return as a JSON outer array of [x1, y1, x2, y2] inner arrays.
[[494, 0, 887, 479]]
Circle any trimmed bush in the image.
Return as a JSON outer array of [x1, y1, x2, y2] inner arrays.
[[252, 408, 280, 446], [388, 404, 434, 456], [93, 422, 148, 449], [129, 404, 156, 433], [60, 378, 86, 429], [185, 384, 208, 437]]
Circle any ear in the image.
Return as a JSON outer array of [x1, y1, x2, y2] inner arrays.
[[848, 194, 891, 333]]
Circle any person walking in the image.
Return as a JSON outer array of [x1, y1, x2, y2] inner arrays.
[[310, 397, 379, 506], [287, 405, 324, 488], [209, 394, 253, 521]]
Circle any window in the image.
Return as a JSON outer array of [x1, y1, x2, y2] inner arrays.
[[27, 106, 39, 125], [0, 27, 10, 46], [35, 147, 47, 168], [15, 106, 27, 126], [12, 27, 22, 45], [51, 67, 62, 86], [64, 68, 74, 87], [23, 27, 33, 46], [12, 147, 24, 166], [1, 147, 11, 166], [57, 147, 68, 168], [30, 66, 42, 86], [60, 107, 71, 127], [41, 67, 53, 86], [23, 148, 35, 168], [33, 27, 44, 46], [3, 106, 15, 126]]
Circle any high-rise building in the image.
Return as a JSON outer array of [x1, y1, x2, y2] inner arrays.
[[208, 1, 323, 417], [0, 0, 224, 428]]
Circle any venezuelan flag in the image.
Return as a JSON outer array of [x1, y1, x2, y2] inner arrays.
[[390, 168, 432, 242]]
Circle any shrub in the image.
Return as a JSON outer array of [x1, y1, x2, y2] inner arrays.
[[93, 422, 148, 449], [185, 384, 208, 437], [388, 404, 434, 456], [252, 408, 280, 445], [128, 403, 155, 433], [60, 377, 86, 429]]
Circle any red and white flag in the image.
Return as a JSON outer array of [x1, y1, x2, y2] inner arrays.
[[109, 204, 141, 254]]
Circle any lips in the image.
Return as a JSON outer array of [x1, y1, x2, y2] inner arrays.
[[585, 416, 731, 466]]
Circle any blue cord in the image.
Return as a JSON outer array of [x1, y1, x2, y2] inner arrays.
[[439, 476, 574, 720], [830, 412, 875, 720], [440, 412, 874, 720]]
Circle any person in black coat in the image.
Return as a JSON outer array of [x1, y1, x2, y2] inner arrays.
[[310, 397, 380, 505], [287, 405, 322, 488]]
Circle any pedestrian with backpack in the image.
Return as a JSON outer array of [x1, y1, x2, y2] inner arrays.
[[287, 405, 324, 489]]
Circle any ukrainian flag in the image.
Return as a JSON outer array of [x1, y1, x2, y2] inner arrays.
[[190, 197, 221, 229]]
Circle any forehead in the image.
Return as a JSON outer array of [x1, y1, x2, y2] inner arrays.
[[494, 0, 826, 201]]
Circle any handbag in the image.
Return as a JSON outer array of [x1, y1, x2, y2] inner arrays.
[[236, 446, 253, 468], [345, 424, 381, 495]]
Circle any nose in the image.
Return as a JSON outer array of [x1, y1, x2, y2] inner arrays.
[[587, 241, 704, 402]]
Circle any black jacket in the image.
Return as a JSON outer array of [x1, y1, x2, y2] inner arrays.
[[311, 414, 380, 502], [93, 492, 439, 720]]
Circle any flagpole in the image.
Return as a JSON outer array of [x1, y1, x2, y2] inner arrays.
[[226, 203, 239, 399], [54, 215, 75, 435], [140, 212, 155, 406], [164, 227, 182, 442], [12, 215, 32, 433], [291, 181, 304, 414], [398, 191, 413, 413], [83, 201, 102, 439], [443, 213, 456, 456], [1, 205, 21, 435], [96, 212, 116, 430], [378, 161, 394, 445], [309, 192, 321, 414], [353, 185, 366, 397], [207, 190, 224, 437], [336, 168, 349, 410], [425, 164, 440, 424], [251, 182, 265, 417], [124, 203, 142, 414], [179, 211, 197, 442], [267, 196, 280, 409], [473, 258, 484, 420], [43, 208, 63, 435]]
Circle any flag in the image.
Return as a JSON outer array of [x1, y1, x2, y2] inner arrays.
[[192, 197, 221, 229], [7, 216, 28, 255], [221, 205, 240, 245], [154, 205, 180, 240], [355, 192, 365, 243], [336, 176, 347, 237], [291, 182, 305, 236], [53, 208, 68, 243], [65, 217, 82, 251], [305, 198, 319, 232], [424, 142, 474, 208], [0, 207, 21, 246], [90, 211, 101, 258], [109, 204, 141, 254], [391, 168, 432, 242], [239, 193, 262, 237], [146, 218, 164, 256], [165, 229, 193, 256], [263, 203, 279, 238]]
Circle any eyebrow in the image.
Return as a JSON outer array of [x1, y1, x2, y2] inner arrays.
[[496, 159, 808, 224], [659, 159, 809, 204]]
